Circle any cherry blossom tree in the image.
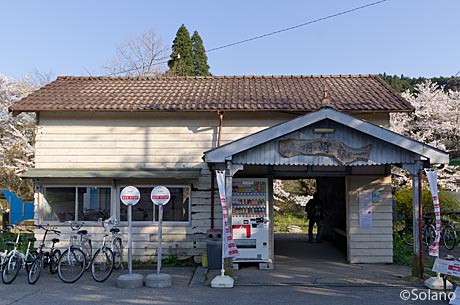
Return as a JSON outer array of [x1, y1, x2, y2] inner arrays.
[[390, 80, 460, 191], [0, 74, 37, 199], [273, 179, 312, 211]]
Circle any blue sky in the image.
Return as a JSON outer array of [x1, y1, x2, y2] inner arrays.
[[1, 0, 459, 80]]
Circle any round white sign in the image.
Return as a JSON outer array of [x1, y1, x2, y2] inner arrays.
[[120, 186, 141, 206], [151, 186, 171, 206]]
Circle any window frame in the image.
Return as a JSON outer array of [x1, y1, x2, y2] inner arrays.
[[41, 184, 113, 224], [117, 184, 191, 226]]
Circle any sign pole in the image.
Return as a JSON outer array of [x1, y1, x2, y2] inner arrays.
[[157, 204, 163, 276], [424, 169, 452, 290], [211, 170, 238, 288], [128, 204, 132, 274], [117, 186, 144, 289], [145, 186, 171, 288]]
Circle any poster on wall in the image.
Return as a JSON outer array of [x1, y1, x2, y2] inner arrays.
[[359, 190, 373, 229]]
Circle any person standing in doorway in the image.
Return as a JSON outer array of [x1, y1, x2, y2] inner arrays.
[[305, 192, 325, 243]]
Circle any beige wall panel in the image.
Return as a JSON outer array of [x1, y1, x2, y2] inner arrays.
[[347, 175, 393, 263]]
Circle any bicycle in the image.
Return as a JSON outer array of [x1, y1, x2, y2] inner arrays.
[[399, 215, 436, 247], [400, 215, 458, 251], [0, 229, 12, 272], [105, 216, 123, 270], [57, 221, 88, 283], [2, 225, 36, 284], [28, 224, 61, 284], [440, 219, 457, 250], [91, 218, 115, 282]]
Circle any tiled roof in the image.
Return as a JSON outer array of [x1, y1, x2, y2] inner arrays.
[[10, 75, 413, 113]]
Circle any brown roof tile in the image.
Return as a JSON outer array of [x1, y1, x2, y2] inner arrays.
[[10, 75, 413, 113]]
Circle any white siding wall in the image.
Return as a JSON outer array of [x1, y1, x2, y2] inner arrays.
[[33, 111, 391, 261], [34, 111, 293, 260], [346, 175, 393, 263], [35, 112, 293, 169]]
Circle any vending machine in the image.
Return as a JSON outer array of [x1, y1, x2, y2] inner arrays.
[[231, 178, 270, 264]]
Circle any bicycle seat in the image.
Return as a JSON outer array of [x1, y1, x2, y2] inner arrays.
[[77, 230, 88, 235], [52, 238, 60, 244], [27, 237, 37, 242], [110, 228, 120, 233], [5, 241, 15, 247]]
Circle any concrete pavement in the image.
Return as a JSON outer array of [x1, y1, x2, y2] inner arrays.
[[0, 234, 452, 305]]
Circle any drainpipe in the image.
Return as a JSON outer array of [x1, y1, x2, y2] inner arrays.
[[217, 111, 224, 147], [210, 111, 224, 229]]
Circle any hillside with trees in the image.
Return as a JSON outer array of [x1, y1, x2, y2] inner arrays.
[[380, 73, 460, 93]]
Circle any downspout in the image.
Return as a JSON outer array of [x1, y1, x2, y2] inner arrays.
[[217, 111, 224, 147], [210, 111, 224, 229]]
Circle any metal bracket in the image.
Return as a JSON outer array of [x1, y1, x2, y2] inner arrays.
[[226, 161, 244, 177]]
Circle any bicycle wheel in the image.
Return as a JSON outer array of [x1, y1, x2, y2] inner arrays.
[[443, 225, 457, 250], [25, 250, 37, 273], [91, 247, 114, 282], [2, 254, 20, 284], [57, 248, 86, 283], [81, 239, 92, 270], [112, 238, 123, 270], [400, 226, 413, 246], [28, 254, 44, 285], [423, 224, 436, 247], [49, 249, 61, 274]]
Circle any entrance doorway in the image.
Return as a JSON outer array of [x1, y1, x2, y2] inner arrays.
[[274, 177, 347, 262]]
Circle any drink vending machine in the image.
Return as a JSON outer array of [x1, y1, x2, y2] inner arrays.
[[231, 178, 270, 263]]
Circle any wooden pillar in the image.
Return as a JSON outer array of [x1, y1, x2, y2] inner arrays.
[[404, 161, 424, 278]]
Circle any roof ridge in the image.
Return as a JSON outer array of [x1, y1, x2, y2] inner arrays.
[[56, 74, 379, 80]]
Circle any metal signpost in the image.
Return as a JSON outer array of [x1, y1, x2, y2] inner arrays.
[[117, 186, 144, 289], [145, 186, 172, 288]]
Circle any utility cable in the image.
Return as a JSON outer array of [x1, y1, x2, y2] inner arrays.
[[104, 0, 389, 76]]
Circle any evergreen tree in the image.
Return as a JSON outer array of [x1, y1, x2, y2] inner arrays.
[[191, 31, 211, 76], [168, 24, 194, 76]]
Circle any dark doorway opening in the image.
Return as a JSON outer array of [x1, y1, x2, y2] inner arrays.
[[274, 177, 347, 262]]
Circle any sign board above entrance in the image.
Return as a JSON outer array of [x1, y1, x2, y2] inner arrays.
[[279, 137, 372, 165]]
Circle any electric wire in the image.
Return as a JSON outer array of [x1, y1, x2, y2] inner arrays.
[[104, 0, 389, 76]]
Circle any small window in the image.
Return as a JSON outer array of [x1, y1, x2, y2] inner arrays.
[[42, 186, 111, 222], [120, 186, 190, 223]]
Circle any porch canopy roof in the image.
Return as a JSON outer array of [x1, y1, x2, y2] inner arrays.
[[204, 108, 449, 167], [21, 168, 202, 179]]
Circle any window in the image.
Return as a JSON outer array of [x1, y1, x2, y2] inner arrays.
[[42, 186, 111, 222], [120, 186, 190, 223]]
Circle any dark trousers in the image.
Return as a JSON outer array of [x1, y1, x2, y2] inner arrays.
[[308, 217, 323, 242]]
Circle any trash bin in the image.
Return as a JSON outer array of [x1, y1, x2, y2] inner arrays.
[[206, 229, 222, 269]]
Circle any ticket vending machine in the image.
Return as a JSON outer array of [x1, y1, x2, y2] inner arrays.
[[231, 178, 270, 267]]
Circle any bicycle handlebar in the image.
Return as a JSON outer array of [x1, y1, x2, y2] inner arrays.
[[33, 224, 61, 235]]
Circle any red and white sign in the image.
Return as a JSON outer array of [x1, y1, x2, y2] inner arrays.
[[120, 186, 140, 206], [151, 186, 171, 206], [433, 258, 460, 277], [425, 168, 441, 257], [216, 170, 239, 258]]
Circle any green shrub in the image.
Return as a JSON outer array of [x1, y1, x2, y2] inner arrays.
[[393, 233, 413, 266], [394, 187, 460, 223]]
